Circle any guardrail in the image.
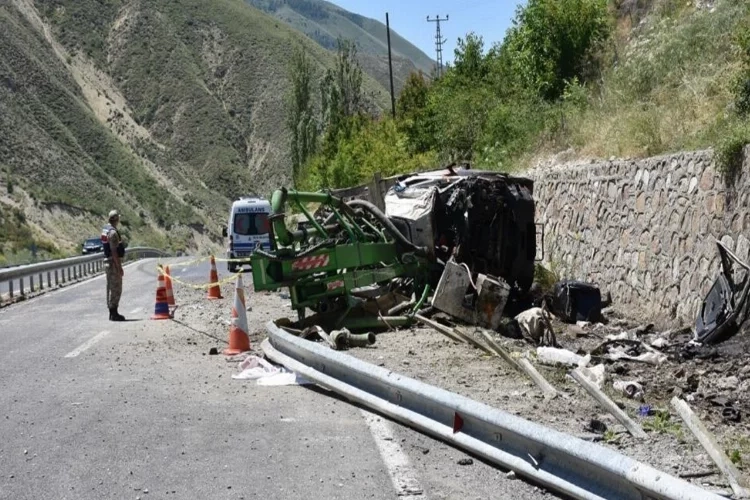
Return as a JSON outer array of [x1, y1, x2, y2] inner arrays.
[[262, 321, 722, 500], [0, 247, 169, 305]]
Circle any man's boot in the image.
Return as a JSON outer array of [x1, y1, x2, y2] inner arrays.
[[109, 308, 125, 322]]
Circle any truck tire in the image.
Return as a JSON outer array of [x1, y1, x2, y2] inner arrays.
[[228, 263, 238, 274]]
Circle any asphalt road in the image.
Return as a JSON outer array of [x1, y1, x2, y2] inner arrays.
[[0, 258, 549, 500]]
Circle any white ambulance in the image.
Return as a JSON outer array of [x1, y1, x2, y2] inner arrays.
[[223, 196, 272, 272]]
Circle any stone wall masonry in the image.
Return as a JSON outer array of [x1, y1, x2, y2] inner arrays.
[[530, 148, 750, 326]]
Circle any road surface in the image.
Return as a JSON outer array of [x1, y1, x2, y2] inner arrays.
[[0, 258, 549, 499]]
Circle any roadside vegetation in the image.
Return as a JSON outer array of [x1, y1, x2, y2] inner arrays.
[[289, 0, 750, 190]]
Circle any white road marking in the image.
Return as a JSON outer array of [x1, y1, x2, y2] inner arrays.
[[129, 307, 143, 315], [361, 410, 426, 498], [64, 330, 110, 358]]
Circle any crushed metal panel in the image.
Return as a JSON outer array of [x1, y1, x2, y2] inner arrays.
[[476, 274, 510, 330], [431, 260, 475, 324], [695, 241, 750, 344]]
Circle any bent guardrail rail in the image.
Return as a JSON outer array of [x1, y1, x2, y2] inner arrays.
[[0, 247, 169, 305], [262, 321, 722, 500]]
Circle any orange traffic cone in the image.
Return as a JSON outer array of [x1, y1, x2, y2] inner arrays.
[[207, 255, 223, 300], [164, 265, 176, 307], [224, 273, 250, 355], [152, 272, 172, 320]]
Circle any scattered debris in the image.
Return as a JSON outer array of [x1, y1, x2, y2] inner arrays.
[[457, 458, 474, 466], [580, 364, 606, 389], [551, 280, 603, 323], [536, 346, 590, 367], [585, 418, 608, 434], [231, 355, 311, 386], [514, 307, 557, 346], [613, 380, 645, 401], [208, 347, 219, 355], [571, 368, 647, 439], [671, 397, 750, 498], [694, 241, 750, 345]]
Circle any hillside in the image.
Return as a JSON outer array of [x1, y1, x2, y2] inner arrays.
[[0, 0, 392, 263], [298, 0, 750, 193], [246, 0, 435, 92]]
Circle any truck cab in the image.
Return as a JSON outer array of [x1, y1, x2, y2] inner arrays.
[[223, 197, 272, 273]]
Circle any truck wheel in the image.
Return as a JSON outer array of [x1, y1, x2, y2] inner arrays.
[[228, 263, 237, 273]]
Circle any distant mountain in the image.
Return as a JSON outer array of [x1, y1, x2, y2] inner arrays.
[[246, 0, 435, 92], [0, 0, 390, 256]]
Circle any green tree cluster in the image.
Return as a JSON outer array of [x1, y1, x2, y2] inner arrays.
[[291, 0, 611, 187], [293, 0, 750, 190]]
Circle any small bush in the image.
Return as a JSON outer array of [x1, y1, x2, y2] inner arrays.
[[534, 263, 560, 292], [715, 125, 749, 186]]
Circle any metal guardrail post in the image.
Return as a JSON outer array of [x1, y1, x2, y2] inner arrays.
[[0, 248, 168, 306]]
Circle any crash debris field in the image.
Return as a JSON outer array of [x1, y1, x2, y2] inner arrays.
[[195, 163, 750, 497]]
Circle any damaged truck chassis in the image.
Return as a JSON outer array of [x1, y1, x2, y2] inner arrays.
[[250, 165, 537, 331]]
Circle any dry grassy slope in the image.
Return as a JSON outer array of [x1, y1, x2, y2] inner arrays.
[[0, 0, 391, 258], [247, 0, 436, 92]]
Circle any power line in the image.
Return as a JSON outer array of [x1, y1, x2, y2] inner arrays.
[[426, 14, 449, 78]]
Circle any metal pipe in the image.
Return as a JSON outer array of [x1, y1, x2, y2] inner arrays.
[[346, 199, 429, 257], [412, 284, 431, 314]]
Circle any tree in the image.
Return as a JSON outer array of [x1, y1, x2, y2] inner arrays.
[[453, 33, 488, 81], [286, 42, 318, 186], [503, 0, 610, 101], [320, 39, 364, 154], [396, 71, 435, 154]]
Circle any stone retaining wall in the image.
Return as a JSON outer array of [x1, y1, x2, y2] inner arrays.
[[531, 148, 750, 325]]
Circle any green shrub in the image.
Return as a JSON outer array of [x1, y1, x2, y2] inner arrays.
[[715, 124, 749, 186]]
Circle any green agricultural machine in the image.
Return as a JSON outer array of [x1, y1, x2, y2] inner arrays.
[[250, 188, 434, 330], [251, 166, 537, 331]]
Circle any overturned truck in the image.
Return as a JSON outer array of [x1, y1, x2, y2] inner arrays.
[[250, 164, 537, 330]]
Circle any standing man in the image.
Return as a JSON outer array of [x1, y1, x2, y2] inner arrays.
[[102, 210, 126, 321]]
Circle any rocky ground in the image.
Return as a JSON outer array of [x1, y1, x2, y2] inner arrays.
[[171, 276, 749, 498]]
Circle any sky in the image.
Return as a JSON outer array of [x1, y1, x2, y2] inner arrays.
[[329, 0, 524, 64]]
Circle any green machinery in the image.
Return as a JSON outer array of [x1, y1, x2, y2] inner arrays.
[[250, 188, 433, 330]]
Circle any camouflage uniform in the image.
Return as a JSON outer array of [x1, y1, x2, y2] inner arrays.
[[105, 226, 122, 310], [103, 210, 126, 321]]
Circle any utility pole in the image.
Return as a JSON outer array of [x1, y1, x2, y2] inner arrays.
[[426, 14, 449, 78], [386, 12, 396, 119]]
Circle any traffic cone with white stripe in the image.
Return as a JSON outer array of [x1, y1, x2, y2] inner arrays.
[[151, 272, 172, 320], [207, 255, 223, 300], [223, 273, 250, 355], [164, 265, 176, 307]]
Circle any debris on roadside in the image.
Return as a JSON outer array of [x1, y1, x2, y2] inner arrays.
[[536, 346, 590, 367], [613, 380, 645, 401], [239, 166, 750, 489], [550, 280, 603, 323], [694, 241, 750, 345]]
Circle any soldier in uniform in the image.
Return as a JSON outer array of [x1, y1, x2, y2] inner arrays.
[[102, 210, 126, 321]]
